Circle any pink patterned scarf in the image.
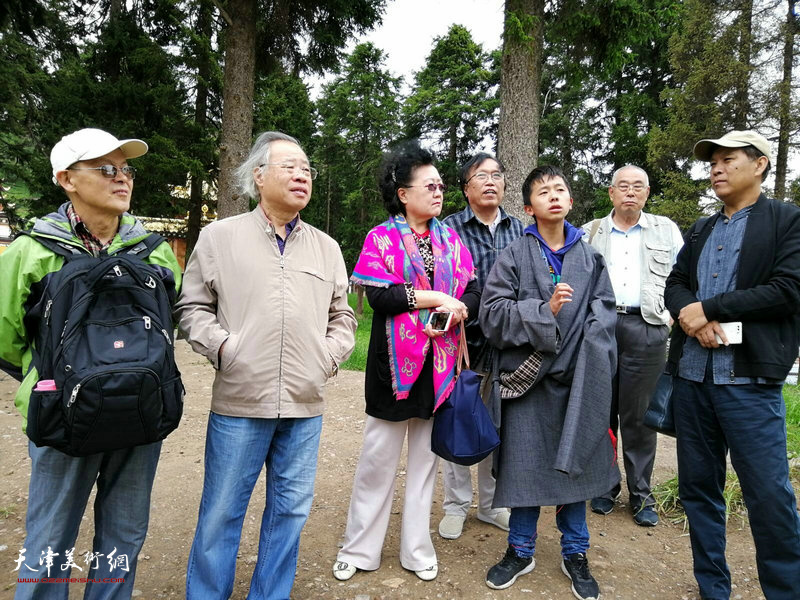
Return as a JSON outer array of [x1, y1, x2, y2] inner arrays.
[[351, 215, 474, 411]]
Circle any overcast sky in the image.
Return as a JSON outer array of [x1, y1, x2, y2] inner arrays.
[[310, 0, 505, 97]]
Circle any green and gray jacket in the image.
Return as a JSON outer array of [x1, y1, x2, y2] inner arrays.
[[0, 202, 182, 431]]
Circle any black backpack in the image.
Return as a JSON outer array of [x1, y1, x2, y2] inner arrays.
[[23, 233, 184, 456]]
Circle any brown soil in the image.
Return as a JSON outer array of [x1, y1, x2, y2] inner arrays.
[[0, 341, 782, 599]]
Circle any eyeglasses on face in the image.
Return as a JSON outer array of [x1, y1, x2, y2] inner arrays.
[[614, 183, 646, 192], [405, 183, 446, 193], [467, 171, 504, 184], [68, 165, 136, 180], [261, 162, 318, 180]]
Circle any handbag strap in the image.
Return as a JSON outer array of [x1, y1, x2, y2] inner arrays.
[[457, 324, 471, 375]]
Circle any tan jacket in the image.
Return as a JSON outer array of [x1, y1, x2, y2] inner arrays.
[[176, 207, 356, 418]]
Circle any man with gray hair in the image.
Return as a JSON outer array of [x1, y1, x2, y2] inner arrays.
[[582, 165, 682, 526], [177, 131, 356, 599]]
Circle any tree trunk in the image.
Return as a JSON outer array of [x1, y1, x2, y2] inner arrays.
[[497, 0, 545, 224], [216, 0, 257, 219], [186, 0, 213, 259], [774, 0, 796, 200], [733, 0, 753, 129], [356, 285, 364, 317]]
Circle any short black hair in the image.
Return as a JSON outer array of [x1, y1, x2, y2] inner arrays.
[[459, 152, 505, 201], [741, 145, 771, 182], [379, 140, 435, 216], [521, 165, 572, 206]]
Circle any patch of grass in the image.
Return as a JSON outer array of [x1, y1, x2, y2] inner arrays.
[[783, 384, 800, 458], [340, 292, 373, 372], [0, 504, 17, 519], [653, 472, 749, 528]]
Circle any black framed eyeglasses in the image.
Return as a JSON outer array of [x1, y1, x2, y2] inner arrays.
[[68, 165, 137, 180], [405, 183, 446, 193]]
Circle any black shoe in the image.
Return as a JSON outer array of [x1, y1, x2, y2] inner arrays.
[[590, 497, 614, 515], [633, 506, 659, 527], [486, 545, 535, 590], [561, 553, 600, 600]]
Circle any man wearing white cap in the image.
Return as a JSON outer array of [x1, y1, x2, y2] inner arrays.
[[0, 128, 182, 599], [665, 130, 800, 599]]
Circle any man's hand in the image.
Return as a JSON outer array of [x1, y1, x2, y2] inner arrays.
[[549, 282, 573, 317], [694, 321, 728, 348], [678, 302, 708, 337]]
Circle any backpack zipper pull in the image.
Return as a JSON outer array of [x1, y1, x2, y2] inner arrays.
[[143, 316, 151, 329], [68, 383, 81, 407], [113, 265, 123, 277], [161, 328, 172, 345], [44, 299, 53, 323]]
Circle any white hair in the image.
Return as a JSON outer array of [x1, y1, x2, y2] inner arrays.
[[235, 131, 302, 199], [611, 164, 650, 187]]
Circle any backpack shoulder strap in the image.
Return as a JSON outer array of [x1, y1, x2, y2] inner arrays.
[[117, 233, 166, 260], [588, 219, 601, 244], [18, 231, 87, 261]]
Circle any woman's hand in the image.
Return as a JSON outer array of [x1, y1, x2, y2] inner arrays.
[[434, 294, 468, 324], [549, 282, 573, 316]]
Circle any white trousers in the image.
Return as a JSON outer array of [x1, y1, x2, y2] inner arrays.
[[337, 415, 439, 571], [441, 453, 497, 516]]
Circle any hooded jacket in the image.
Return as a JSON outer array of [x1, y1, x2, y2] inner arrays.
[[0, 202, 182, 431]]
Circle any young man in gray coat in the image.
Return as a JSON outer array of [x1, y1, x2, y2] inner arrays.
[[480, 165, 618, 600]]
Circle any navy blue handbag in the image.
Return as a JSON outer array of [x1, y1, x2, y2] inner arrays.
[[431, 329, 500, 465]]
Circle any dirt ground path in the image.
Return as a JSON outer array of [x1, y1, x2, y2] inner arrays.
[[0, 341, 779, 599]]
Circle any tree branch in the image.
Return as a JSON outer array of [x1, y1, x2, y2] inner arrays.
[[210, 0, 232, 27]]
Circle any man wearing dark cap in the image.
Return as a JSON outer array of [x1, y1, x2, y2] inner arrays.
[[0, 128, 182, 599], [665, 130, 800, 600]]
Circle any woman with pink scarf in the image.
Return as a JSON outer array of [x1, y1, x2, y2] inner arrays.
[[333, 141, 479, 582]]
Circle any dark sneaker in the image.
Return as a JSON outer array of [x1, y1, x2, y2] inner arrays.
[[561, 553, 600, 600], [486, 545, 535, 590], [590, 497, 614, 515], [633, 506, 659, 527]]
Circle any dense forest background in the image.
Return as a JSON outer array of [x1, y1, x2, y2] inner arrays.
[[1, 0, 798, 268]]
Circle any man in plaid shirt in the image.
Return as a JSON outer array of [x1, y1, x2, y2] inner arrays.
[[439, 152, 524, 540]]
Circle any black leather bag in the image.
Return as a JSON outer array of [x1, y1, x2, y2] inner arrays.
[[643, 372, 676, 437], [431, 329, 500, 466]]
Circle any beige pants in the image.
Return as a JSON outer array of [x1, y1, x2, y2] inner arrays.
[[337, 415, 439, 571]]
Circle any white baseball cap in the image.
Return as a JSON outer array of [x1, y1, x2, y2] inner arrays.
[[693, 130, 772, 164], [50, 128, 148, 184]]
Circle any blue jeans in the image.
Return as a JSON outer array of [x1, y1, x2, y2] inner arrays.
[[14, 441, 161, 600], [186, 412, 323, 600], [674, 376, 800, 600], [508, 502, 590, 558]]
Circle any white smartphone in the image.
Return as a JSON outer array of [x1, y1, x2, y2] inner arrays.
[[427, 311, 453, 332], [715, 321, 742, 345]]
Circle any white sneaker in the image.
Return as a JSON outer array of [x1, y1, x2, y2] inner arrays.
[[415, 563, 438, 581], [332, 561, 357, 581], [438, 514, 465, 539], [477, 509, 511, 531]]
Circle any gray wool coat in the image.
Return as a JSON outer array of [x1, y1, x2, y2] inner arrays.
[[479, 233, 620, 507]]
